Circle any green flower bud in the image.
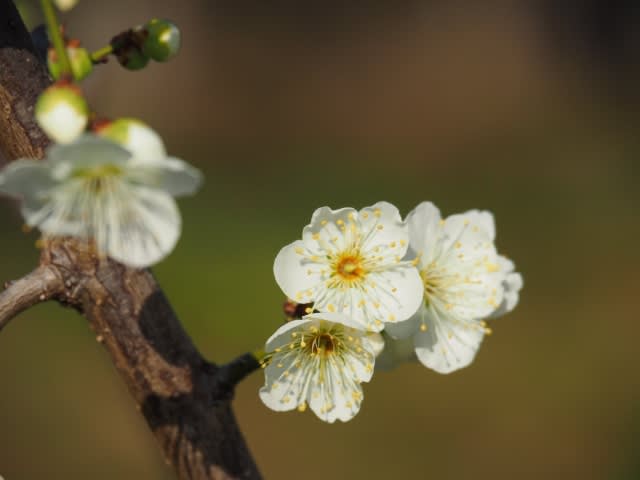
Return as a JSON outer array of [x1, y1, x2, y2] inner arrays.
[[142, 19, 181, 62], [35, 83, 89, 144], [98, 118, 166, 161], [115, 46, 150, 71], [48, 45, 93, 81]]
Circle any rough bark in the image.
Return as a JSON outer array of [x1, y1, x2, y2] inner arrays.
[[0, 2, 261, 478]]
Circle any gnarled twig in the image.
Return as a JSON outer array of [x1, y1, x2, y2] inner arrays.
[[0, 265, 63, 332]]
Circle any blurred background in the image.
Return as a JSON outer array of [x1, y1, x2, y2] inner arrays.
[[1, 1, 639, 478]]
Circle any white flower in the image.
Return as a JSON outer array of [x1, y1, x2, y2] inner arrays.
[[385, 202, 521, 373], [259, 312, 384, 423], [273, 201, 424, 332], [0, 133, 202, 268]]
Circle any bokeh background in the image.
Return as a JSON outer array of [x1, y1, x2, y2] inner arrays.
[[1, 1, 639, 479]]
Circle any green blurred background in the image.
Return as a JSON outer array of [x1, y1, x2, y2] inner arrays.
[[1, 1, 639, 478]]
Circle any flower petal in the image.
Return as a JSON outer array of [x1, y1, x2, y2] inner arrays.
[[413, 305, 485, 374], [384, 314, 420, 340], [461, 209, 496, 241], [0, 159, 54, 198], [155, 157, 203, 196], [47, 134, 130, 180], [490, 255, 523, 318], [273, 240, 323, 303], [103, 186, 181, 268], [358, 201, 408, 254], [301, 206, 357, 255], [405, 201, 442, 262]]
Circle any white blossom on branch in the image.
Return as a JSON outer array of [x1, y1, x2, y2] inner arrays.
[[0, 130, 202, 268]]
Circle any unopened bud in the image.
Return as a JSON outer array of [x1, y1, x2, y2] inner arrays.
[[53, 0, 79, 11], [98, 118, 165, 162], [142, 19, 181, 62], [35, 83, 89, 144], [48, 44, 93, 81]]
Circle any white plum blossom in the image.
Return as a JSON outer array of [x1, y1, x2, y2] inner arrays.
[[384, 202, 521, 373], [259, 312, 384, 423], [273, 202, 424, 332], [0, 132, 202, 268]]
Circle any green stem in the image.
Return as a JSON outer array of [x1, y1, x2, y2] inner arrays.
[[252, 348, 269, 364], [40, 0, 71, 76], [90, 44, 113, 63]]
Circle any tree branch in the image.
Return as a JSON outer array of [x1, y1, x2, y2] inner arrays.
[[0, 2, 262, 479], [0, 265, 63, 332]]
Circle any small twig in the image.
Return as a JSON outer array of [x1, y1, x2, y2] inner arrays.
[[216, 353, 261, 391], [0, 265, 63, 332]]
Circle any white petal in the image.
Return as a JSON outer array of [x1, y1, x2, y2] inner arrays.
[[104, 186, 181, 268], [461, 209, 496, 241], [413, 305, 485, 374], [0, 160, 53, 198], [384, 314, 420, 340], [155, 157, 203, 196], [127, 157, 203, 197], [273, 240, 322, 303], [358, 201, 408, 254], [361, 330, 385, 358], [259, 357, 301, 413], [490, 256, 523, 318], [27, 178, 93, 236], [264, 319, 310, 348], [369, 265, 424, 325], [405, 201, 442, 262], [47, 134, 130, 180], [301, 206, 357, 254]]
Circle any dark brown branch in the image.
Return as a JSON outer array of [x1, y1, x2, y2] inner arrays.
[[0, 2, 261, 479], [0, 265, 63, 332]]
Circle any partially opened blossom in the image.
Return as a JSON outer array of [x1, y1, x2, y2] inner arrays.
[[274, 202, 423, 332], [385, 202, 521, 373], [259, 312, 384, 423], [0, 132, 202, 268]]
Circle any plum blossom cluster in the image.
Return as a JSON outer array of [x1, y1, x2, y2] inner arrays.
[[259, 201, 522, 422]]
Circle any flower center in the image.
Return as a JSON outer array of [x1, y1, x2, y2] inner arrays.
[[335, 253, 365, 282], [74, 164, 123, 180], [74, 164, 123, 194], [311, 333, 336, 355]]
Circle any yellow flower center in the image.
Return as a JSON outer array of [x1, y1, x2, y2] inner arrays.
[[334, 253, 366, 282]]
